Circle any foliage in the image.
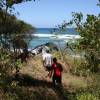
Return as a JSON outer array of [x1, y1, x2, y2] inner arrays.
[[97, 0, 100, 6], [0, 0, 36, 51], [60, 12, 100, 73], [0, 0, 36, 9], [75, 79, 100, 100], [72, 13, 100, 72], [76, 92, 99, 100], [0, 0, 36, 95], [0, 48, 14, 91], [53, 51, 62, 59], [0, 10, 35, 53], [0, 10, 35, 34]]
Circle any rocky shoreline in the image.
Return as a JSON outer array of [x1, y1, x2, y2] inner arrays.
[[29, 42, 58, 55]]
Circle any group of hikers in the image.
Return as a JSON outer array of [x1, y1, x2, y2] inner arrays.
[[42, 50, 63, 87], [16, 47, 63, 87]]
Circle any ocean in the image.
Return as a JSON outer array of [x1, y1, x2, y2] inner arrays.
[[29, 28, 80, 49]]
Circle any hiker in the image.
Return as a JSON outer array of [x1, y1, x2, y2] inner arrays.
[[49, 57, 63, 86], [42, 50, 53, 71]]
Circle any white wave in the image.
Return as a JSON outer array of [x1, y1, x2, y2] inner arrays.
[[33, 34, 55, 37], [33, 33, 81, 39]]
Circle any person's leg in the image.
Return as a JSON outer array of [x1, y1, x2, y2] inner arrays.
[[56, 76, 62, 85], [52, 75, 56, 86]]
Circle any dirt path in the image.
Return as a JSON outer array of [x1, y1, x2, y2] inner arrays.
[[13, 55, 92, 100], [20, 55, 89, 90], [21, 55, 50, 81]]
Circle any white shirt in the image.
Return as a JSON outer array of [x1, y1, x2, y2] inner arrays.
[[43, 53, 52, 66], [42, 48, 46, 55]]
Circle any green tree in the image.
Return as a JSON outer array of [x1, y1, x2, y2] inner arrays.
[[59, 12, 100, 73], [0, 0, 36, 89]]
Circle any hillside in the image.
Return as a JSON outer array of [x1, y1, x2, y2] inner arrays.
[[11, 54, 90, 100]]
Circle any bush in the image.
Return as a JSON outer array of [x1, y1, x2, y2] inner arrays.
[[76, 92, 99, 100]]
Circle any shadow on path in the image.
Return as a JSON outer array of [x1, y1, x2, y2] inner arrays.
[[15, 73, 53, 87], [6, 73, 75, 100]]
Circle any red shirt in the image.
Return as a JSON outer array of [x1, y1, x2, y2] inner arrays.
[[52, 63, 63, 77]]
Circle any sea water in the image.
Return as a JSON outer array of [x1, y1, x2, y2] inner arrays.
[[29, 28, 80, 49]]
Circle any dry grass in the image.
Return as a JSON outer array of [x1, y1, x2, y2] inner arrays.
[[21, 55, 90, 91], [0, 54, 94, 100]]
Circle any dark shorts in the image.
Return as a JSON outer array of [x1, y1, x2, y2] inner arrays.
[[53, 75, 62, 85], [45, 66, 52, 71]]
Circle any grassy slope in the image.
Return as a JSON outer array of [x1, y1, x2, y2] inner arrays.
[[13, 54, 90, 100]]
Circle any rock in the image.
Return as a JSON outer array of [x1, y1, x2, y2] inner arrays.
[[29, 42, 58, 56], [45, 42, 58, 51]]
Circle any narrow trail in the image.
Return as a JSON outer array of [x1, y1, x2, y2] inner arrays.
[[15, 55, 91, 100], [20, 55, 88, 90], [21, 55, 50, 81], [19, 55, 66, 100]]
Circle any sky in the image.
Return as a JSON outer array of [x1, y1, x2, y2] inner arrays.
[[14, 0, 100, 28]]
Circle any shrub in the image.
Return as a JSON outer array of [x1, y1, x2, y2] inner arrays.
[[76, 92, 99, 100]]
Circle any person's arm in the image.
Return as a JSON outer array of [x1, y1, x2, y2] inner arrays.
[[48, 70, 53, 78], [60, 63, 63, 72], [42, 60, 45, 67], [51, 56, 53, 65], [42, 55, 45, 67], [48, 65, 53, 78]]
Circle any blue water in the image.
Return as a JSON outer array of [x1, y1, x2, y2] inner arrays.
[[29, 28, 78, 49], [36, 28, 78, 35]]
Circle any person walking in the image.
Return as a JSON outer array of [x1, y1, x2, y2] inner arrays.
[[49, 57, 63, 86], [42, 50, 53, 71]]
